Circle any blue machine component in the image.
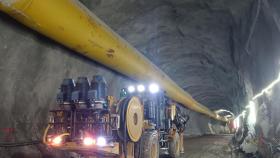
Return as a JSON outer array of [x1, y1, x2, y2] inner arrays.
[[144, 100, 156, 122], [52, 76, 112, 141], [57, 78, 76, 104], [143, 91, 166, 129], [71, 77, 90, 103], [91, 75, 108, 101]]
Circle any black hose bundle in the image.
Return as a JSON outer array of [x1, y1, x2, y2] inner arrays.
[[118, 97, 131, 158], [174, 108, 190, 133]]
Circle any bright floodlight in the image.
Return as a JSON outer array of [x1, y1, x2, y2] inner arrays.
[[149, 83, 159, 93], [128, 86, 135, 93], [137, 85, 145, 93], [83, 137, 95, 146], [248, 101, 256, 125], [97, 136, 106, 147], [234, 116, 240, 129], [52, 136, 62, 145]]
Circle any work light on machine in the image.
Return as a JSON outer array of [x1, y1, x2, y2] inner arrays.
[[137, 84, 145, 93], [149, 83, 159, 93], [97, 136, 107, 147], [52, 136, 63, 146], [83, 137, 96, 146], [128, 85, 136, 93]]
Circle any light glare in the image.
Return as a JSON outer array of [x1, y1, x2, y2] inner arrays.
[[235, 72, 280, 126], [83, 137, 95, 146], [137, 85, 145, 92], [97, 137, 106, 146], [234, 116, 240, 129], [52, 136, 62, 145], [149, 83, 159, 93], [248, 101, 256, 125], [128, 86, 135, 93], [253, 73, 280, 100]]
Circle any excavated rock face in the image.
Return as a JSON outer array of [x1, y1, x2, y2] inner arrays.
[[80, 0, 252, 112], [81, 0, 280, 112], [0, 0, 280, 157]]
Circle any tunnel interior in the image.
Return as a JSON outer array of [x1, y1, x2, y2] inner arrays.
[[0, 0, 280, 157]]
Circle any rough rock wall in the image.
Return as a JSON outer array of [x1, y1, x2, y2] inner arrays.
[[255, 85, 280, 157], [228, 0, 280, 156], [233, 0, 280, 99], [237, 0, 280, 156], [82, 0, 250, 112]]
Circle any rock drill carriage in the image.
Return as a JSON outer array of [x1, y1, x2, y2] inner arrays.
[[43, 76, 189, 158]]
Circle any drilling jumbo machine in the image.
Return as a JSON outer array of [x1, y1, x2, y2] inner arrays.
[[43, 76, 189, 158], [0, 0, 228, 157]]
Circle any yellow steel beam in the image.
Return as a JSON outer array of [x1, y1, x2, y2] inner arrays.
[[0, 0, 227, 122]]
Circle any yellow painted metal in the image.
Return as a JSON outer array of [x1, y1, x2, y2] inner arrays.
[[126, 97, 143, 142], [42, 124, 50, 145], [0, 0, 226, 121], [167, 104, 177, 121]]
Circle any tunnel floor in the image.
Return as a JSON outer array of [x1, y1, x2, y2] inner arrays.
[[179, 134, 244, 158]]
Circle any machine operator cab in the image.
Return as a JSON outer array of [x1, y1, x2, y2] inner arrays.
[[43, 76, 189, 158]]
